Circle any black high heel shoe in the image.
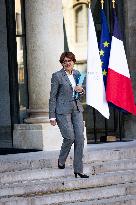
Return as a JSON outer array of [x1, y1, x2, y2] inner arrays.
[[58, 160, 65, 169], [74, 173, 89, 178]]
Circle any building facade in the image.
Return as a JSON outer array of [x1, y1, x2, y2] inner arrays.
[[0, 0, 136, 151]]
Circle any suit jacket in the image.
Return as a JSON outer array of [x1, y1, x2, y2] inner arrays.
[[49, 68, 84, 118]]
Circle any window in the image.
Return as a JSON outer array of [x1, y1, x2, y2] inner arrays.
[[75, 4, 88, 43]]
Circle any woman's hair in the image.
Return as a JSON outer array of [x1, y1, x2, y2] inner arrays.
[[59, 51, 76, 64]]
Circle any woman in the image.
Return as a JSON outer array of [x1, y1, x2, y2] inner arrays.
[[49, 51, 89, 178]]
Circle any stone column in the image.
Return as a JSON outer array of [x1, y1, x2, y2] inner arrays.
[[25, 0, 64, 122], [13, 0, 65, 150], [123, 0, 136, 139]]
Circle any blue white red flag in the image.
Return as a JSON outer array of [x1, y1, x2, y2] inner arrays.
[[106, 11, 136, 115]]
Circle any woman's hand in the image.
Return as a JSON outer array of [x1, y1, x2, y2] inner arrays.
[[74, 85, 83, 93], [50, 119, 57, 126]]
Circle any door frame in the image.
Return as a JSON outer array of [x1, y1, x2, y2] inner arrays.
[[5, 0, 20, 145]]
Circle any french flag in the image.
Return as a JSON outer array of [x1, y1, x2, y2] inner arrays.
[[106, 11, 136, 115]]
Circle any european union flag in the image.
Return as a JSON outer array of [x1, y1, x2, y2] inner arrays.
[[99, 10, 111, 88]]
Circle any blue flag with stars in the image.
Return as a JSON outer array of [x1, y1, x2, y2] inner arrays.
[[99, 10, 111, 88]]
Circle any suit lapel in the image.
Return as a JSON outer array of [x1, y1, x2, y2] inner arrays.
[[61, 68, 73, 87], [60, 68, 79, 87]]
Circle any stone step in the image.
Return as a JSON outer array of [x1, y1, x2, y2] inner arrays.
[[1, 182, 136, 205], [0, 169, 136, 198], [91, 157, 136, 175], [1, 157, 136, 185], [85, 145, 136, 164], [0, 141, 136, 173], [64, 195, 136, 205]]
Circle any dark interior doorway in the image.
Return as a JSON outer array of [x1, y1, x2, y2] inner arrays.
[[0, 0, 28, 152]]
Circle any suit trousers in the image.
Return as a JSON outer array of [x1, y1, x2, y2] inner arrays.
[[56, 101, 84, 173]]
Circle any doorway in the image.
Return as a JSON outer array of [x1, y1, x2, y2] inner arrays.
[[0, 0, 29, 152]]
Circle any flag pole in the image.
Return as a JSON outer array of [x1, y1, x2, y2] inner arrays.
[[87, 0, 97, 143], [112, 0, 116, 8], [112, 0, 122, 141], [87, 0, 91, 9], [100, 0, 109, 142], [100, 0, 104, 10]]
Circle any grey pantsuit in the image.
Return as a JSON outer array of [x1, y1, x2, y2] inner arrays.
[[49, 68, 84, 173]]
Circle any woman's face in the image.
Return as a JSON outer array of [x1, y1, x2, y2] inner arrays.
[[62, 57, 74, 73]]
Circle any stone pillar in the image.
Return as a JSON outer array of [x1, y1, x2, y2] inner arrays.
[[123, 0, 136, 139], [13, 0, 64, 150], [25, 0, 64, 122]]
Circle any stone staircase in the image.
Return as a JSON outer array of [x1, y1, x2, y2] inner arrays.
[[0, 141, 136, 204]]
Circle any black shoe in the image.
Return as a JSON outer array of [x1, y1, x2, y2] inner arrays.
[[58, 160, 65, 169], [74, 172, 89, 178]]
